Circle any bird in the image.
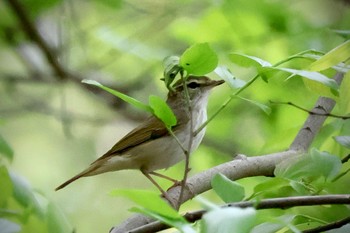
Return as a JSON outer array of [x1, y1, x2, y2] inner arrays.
[[55, 76, 224, 197]]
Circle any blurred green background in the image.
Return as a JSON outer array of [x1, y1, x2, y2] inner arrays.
[[0, 0, 349, 232]]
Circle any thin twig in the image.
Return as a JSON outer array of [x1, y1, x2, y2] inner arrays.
[[302, 215, 350, 233], [177, 73, 194, 209], [270, 101, 350, 119]]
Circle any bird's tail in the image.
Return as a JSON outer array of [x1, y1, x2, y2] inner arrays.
[[55, 164, 101, 191]]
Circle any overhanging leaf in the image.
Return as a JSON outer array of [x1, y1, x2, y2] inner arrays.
[[149, 95, 177, 128], [180, 43, 218, 75], [82, 80, 152, 113], [309, 40, 350, 71]]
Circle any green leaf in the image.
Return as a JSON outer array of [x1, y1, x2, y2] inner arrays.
[[82, 80, 152, 113], [250, 177, 290, 199], [214, 66, 246, 89], [47, 203, 73, 233], [110, 189, 181, 219], [274, 148, 342, 181], [229, 53, 272, 68], [0, 135, 14, 161], [334, 136, 350, 149], [149, 95, 177, 128], [131, 207, 194, 233], [0, 166, 13, 206], [251, 214, 296, 233], [0, 219, 21, 233], [201, 207, 256, 233], [9, 172, 44, 218], [211, 173, 245, 203], [235, 96, 271, 115], [265, 67, 339, 92], [309, 40, 350, 71], [163, 56, 181, 89], [180, 43, 218, 75]]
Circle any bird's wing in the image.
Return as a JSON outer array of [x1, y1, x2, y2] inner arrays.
[[95, 116, 170, 161]]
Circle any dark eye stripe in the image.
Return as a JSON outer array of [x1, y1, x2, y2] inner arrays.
[[187, 82, 200, 89]]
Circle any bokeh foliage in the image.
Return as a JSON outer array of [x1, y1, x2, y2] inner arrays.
[[0, 0, 350, 232]]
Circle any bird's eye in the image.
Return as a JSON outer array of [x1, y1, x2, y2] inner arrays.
[[187, 82, 200, 89]]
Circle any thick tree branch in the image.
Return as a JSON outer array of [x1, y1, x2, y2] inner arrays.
[[111, 72, 345, 233]]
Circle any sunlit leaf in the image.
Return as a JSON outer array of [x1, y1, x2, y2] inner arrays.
[[82, 80, 152, 113], [110, 189, 181, 219], [229, 53, 272, 68], [0, 135, 14, 162], [211, 173, 245, 203], [309, 40, 350, 71], [334, 136, 350, 149], [302, 78, 338, 99], [149, 95, 177, 128], [180, 43, 218, 75], [201, 207, 256, 233], [214, 66, 246, 89]]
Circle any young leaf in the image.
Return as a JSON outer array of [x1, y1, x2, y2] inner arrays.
[[214, 66, 246, 89], [180, 43, 218, 75], [82, 80, 152, 113], [309, 40, 350, 71], [149, 95, 177, 128], [229, 53, 272, 68], [0, 135, 14, 162], [235, 96, 271, 115], [333, 136, 350, 149], [110, 189, 181, 219], [201, 207, 256, 233], [211, 173, 245, 203]]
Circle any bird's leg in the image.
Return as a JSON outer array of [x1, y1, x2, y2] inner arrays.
[[141, 169, 176, 208], [149, 171, 180, 185]]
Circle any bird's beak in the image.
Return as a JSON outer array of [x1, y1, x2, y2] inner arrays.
[[208, 79, 225, 87]]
